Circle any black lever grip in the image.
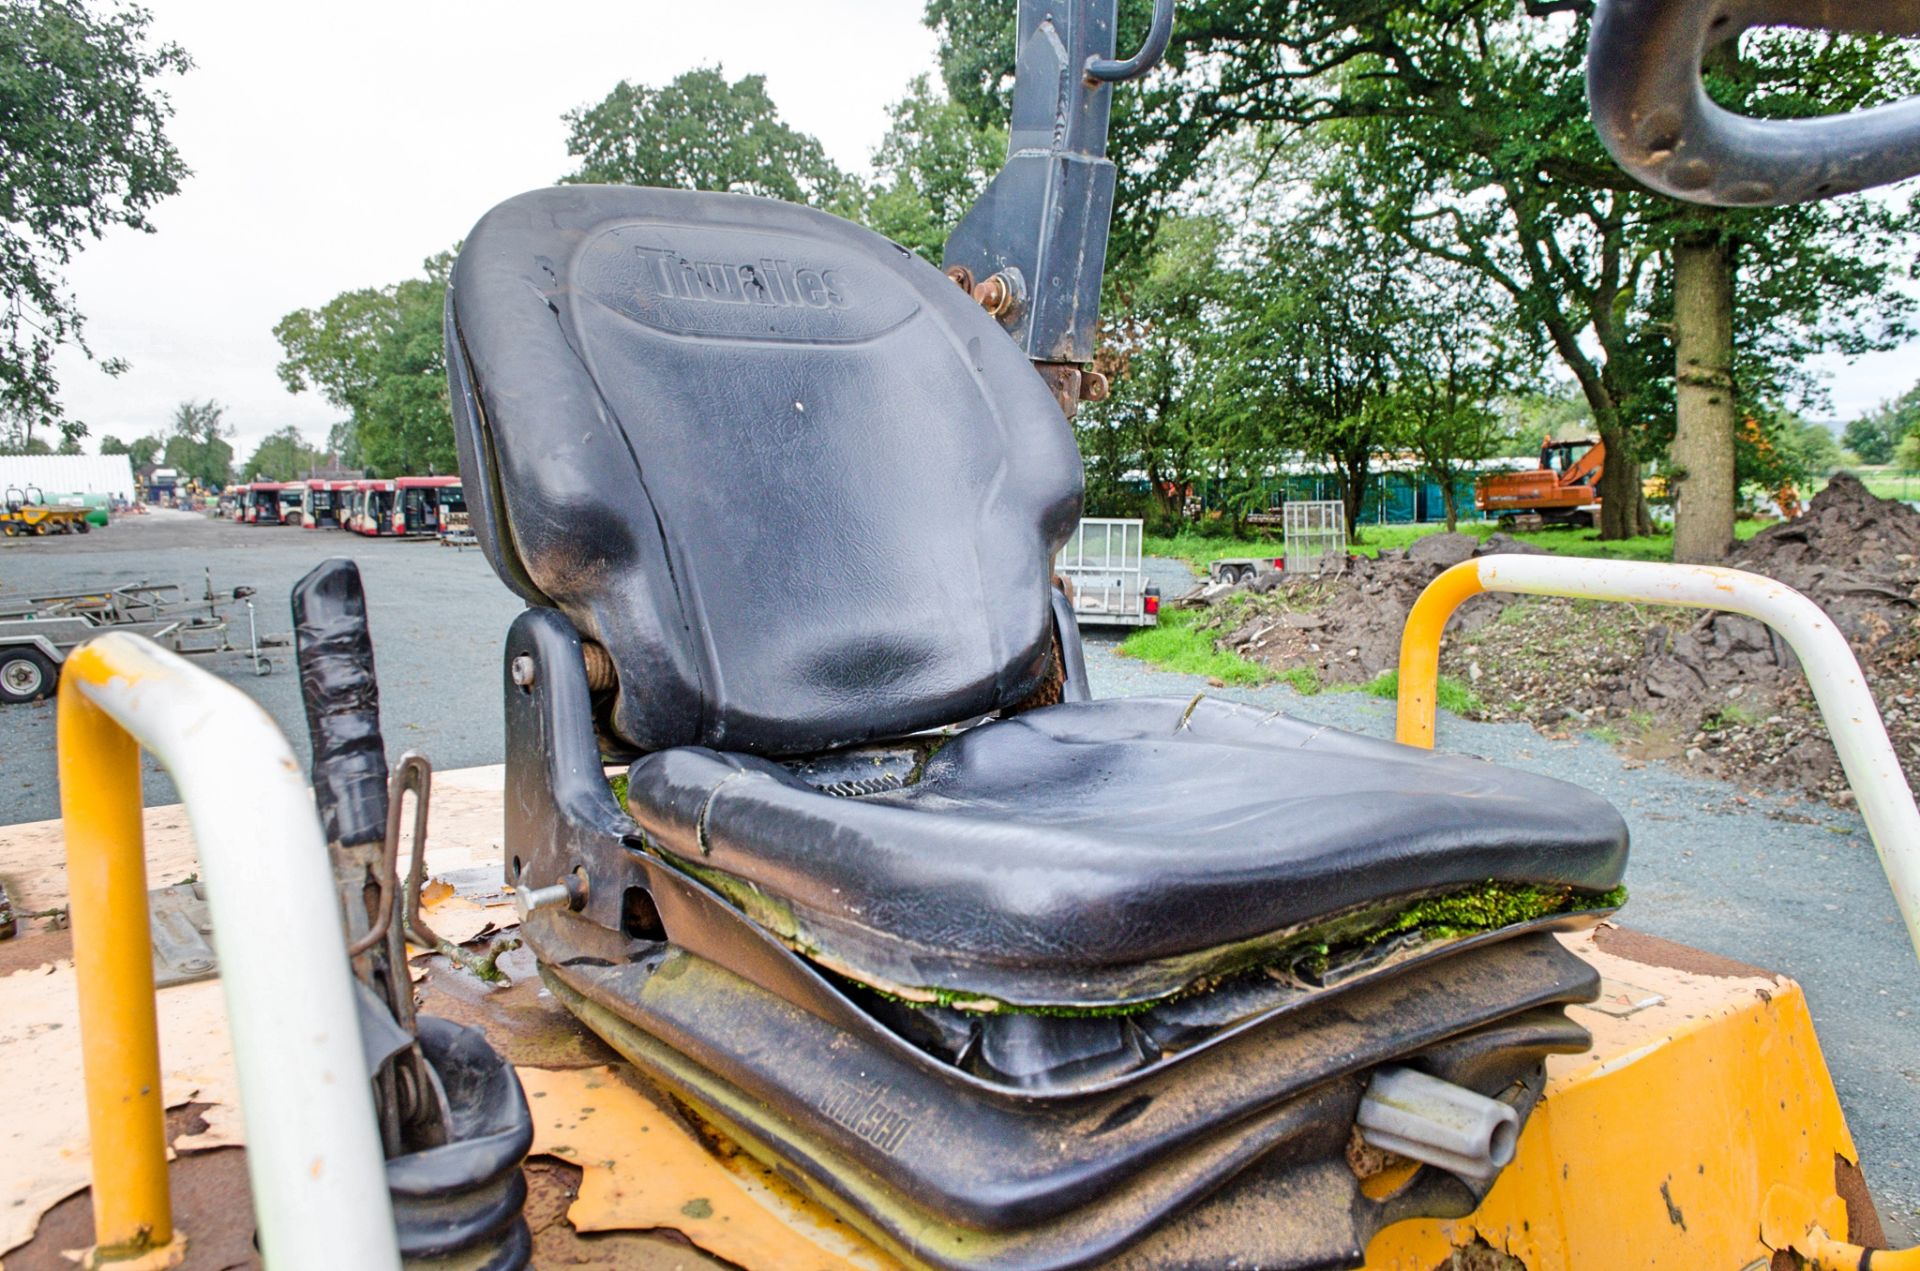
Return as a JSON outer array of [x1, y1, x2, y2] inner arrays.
[[292, 558, 390, 850], [1589, 0, 1920, 206]]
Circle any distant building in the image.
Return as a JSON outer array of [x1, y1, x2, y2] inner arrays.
[[0, 454, 136, 502]]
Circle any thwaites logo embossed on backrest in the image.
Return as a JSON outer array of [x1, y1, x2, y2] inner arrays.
[[576, 222, 920, 343], [635, 246, 850, 311]]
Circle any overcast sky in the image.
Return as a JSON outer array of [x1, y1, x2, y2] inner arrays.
[[49, 1, 1920, 456], [53, 0, 943, 454]]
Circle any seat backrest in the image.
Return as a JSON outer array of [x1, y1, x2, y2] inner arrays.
[[447, 186, 1084, 756]]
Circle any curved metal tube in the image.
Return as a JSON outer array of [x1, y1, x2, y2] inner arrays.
[[1589, 0, 1920, 205], [1086, 0, 1174, 84], [58, 632, 401, 1270], [1396, 555, 1920, 970]]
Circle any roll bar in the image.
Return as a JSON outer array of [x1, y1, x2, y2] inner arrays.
[[57, 634, 400, 1269], [1589, 0, 1920, 205], [1396, 555, 1920, 970]]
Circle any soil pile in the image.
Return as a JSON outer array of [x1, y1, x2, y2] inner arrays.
[[1208, 533, 1535, 687], [1204, 478, 1920, 803]]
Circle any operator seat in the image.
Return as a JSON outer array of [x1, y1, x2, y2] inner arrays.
[[447, 185, 1625, 1022]]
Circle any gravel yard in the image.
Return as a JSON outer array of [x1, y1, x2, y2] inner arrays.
[[3, 513, 1917, 1229]]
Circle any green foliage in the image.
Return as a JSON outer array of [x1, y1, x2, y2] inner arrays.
[[1084, 212, 1239, 523], [865, 74, 1005, 261], [562, 66, 856, 212], [99, 432, 161, 467], [1749, 410, 1841, 494], [274, 253, 455, 477], [0, 0, 191, 445], [241, 425, 322, 482], [1351, 669, 1485, 718], [1116, 608, 1275, 685], [1847, 386, 1920, 465], [161, 399, 232, 488]]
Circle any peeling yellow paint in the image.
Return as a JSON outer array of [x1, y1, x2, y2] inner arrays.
[[518, 1065, 897, 1271]]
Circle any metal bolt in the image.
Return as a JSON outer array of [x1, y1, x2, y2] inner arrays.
[[513, 867, 589, 922], [510, 654, 536, 688], [514, 881, 572, 920], [945, 265, 975, 293], [972, 272, 1014, 316]]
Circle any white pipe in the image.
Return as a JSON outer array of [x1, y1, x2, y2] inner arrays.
[[72, 633, 401, 1270], [1470, 555, 1920, 966]]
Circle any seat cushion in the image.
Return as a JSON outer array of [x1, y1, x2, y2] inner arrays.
[[447, 185, 1084, 756], [626, 696, 1629, 1009]]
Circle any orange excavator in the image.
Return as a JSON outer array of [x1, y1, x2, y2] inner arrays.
[[1475, 436, 1605, 527], [1477, 423, 1801, 529]]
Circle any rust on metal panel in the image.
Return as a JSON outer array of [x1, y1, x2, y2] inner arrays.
[[1589, 923, 1775, 981]]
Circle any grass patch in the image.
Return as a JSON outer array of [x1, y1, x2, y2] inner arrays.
[[1143, 531, 1277, 571], [1279, 665, 1323, 694], [1116, 607, 1275, 685], [1145, 517, 1771, 572], [1348, 668, 1486, 716], [1702, 701, 1762, 731]]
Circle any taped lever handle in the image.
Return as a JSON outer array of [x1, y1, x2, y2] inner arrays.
[[1588, 0, 1920, 206], [1086, 0, 1174, 84], [293, 558, 392, 852]]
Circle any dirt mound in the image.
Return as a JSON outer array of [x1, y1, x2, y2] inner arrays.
[[1207, 477, 1920, 803], [1214, 536, 1510, 687], [1729, 471, 1920, 648]]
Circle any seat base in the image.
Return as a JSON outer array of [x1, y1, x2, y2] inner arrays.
[[539, 931, 1598, 1271]]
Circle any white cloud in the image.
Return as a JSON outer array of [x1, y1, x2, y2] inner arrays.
[[55, 0, 940, 453]]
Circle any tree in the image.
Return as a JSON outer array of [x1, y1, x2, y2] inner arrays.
[[562, 66, 857, 211], [241, 425, 321, 481], [275, 253, 455, 477], [1391, 261, 1523, 531], [99, 431, 161, 467], [865, 75, 1006, 261], [1227, 181, 1406, 538], [1845, 390, 1918, 466], [0, 0, 190, 446], [324, 419, 362, 471], [1753, 410, 1840, 496], [926, 0, 1920, 549], [1083, 214, 1237, 525], [161, 398, 232, 487]]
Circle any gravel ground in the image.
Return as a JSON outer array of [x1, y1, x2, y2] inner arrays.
[[0, 509, 523, 819], [4, 524, 1917, 1230]]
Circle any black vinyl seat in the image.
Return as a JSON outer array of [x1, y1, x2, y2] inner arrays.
[[628, 694, 1626, 1009], [451, 183, 1629, 1261], [448, 183, 1626, 1016]]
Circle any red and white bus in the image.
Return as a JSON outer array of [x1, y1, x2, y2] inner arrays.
[[347, 477, 463, 537], [300, 480, 356, 529], [239, 482, 287, 525]]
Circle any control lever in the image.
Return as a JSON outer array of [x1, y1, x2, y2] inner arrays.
[[1589, 0, 1920, 206]]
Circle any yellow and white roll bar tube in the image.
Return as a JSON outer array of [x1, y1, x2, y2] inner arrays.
[[1396, 555, 1920, 972], [58, 633, 400, 1270]]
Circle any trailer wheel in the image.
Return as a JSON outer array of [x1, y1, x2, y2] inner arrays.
[[76, 519, 90, 534], [0, 648, 56, 704]]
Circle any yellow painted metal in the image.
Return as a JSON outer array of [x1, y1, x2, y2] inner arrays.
[[1394, 560, 1483, 749], [56, 642, 181, 1266], [1361, 938, 1863, 1269]]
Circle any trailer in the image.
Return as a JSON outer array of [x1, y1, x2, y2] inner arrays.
[[0, 578, 275, 703], [1053, 517, 1159, 627]]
